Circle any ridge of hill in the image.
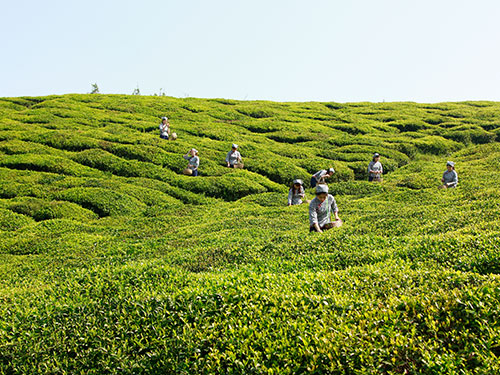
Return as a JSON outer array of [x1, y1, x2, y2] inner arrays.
[[1, 95, 500, 374]]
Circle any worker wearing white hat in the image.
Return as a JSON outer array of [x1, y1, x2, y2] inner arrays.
[[367, 153, 383, 182], [310, 168, 335, 188], [440, 161, 458, 188], [183, 148, 200, 176], [159, 116, 171, 140], [309, 184, 340, 232], [288, 179, 305, 206], [226, 143, 242, 168]]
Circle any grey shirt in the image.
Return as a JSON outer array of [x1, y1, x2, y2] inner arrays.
[[312, 169, 327, 182], [288, 186, 305, 205], [309, 194, 338, 227], [159, 122, 169, 136], [442, 170, 458, 187], [184, 155, 199, 170], [368, 161, 383, 178], [226, 150, 241, 165]]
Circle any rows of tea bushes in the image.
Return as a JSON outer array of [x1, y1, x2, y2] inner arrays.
[[1, 94, 500, 373]]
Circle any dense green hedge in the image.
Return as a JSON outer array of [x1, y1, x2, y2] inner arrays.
[[1, 95, 500, 374], [56, 187, 147, 217]]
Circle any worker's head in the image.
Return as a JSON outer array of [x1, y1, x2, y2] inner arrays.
[[161, 116, 168, 124], [231, 143, 238, 150], [315, 184, 329, 202], [191, 148, 198, 156], [446, 161, 455, 171], [292, 179, 303, 190], [373, 153, 380, 162], [327, 167, 335, 177]]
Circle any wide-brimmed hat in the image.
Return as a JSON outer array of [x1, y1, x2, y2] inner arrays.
[[328, 167, 335, 173], [293, 179, 303, 185], [373, 153, 380, 158], [161, 116, 168, 121], [447, 161, 455, 167], [232, 143, 238, 149]]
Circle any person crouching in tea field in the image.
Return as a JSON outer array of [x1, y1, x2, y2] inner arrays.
[[310, 168, 334, 188], [288, 179, 305, 206], [226, 143, 243, 168], [367, 153, 383, 182], [309, 184, 341, 232], [440, 161, 458, 188], [183, 148, 200, 176], [159, 117, 171, 140]]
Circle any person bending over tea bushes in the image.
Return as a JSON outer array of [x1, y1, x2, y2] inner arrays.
[[367, 153, 383, 182], [226, 144, 243, 168], [310, 168, 334, 188], [440, 161, 458, 188], [309, 184, 341, 233], [288, 179, 305, 206], [183, 148, 200, 176]]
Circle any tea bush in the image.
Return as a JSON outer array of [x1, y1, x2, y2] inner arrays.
[[56, 187, 147, 217], [1, 94, 500, 374], [1, 196, 98, 221]]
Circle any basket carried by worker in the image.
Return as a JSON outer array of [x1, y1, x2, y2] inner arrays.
[[234, 162, 244, 169], [170, 132, 177, 140], [183, 168, 193, 176], [323, 219, 343, 229]]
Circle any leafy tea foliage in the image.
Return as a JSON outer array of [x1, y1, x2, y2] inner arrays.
[[1, 94, 500, 374]]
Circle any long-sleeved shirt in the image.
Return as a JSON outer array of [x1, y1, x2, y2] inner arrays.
[[226, 150, 241, 165], [159, 123, 170, 136], [184, 155, 199, 170], [312, 170, 327, 182], [309, 194, 338, 227], [367, 161, 383, 178], [288, 186, 305, 205], [442, 170, 458, 187]]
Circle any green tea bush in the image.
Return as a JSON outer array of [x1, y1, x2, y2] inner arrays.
[[80, 178, 182, 207], [328, 180, 387, 196], [126, 177, 217, 205], [244, 157, 310, 186], [1, 94, 500, 374], [176, 175, 268, 201], [389, 119, 428, 132], [0, 139, 62, 156], [71, 148, 169, 179], [410, 135, 462, 155], [0, 207, 34, 230], [0, 153, 101, 177], [443, 125, 496, 145], [3, 196, 98, 221], [236, 107, 274, 119], [31, 130, 101, 151], [237, 192, 288, 207], [56, 187, 147, 217]]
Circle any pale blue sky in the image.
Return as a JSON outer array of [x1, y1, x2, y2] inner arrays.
[[2, 0, 500, 102]]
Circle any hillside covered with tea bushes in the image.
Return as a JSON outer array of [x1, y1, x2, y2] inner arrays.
[[1, 94, 500, 374]]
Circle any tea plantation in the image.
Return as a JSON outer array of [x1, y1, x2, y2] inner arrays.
[[1, 94, 500, 374]]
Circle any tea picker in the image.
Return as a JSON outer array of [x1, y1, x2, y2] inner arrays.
[[309, 184, 342, 232], [367, 153, 383, 182], [226, 143, 243, 168], [288, 179, 305, 206], [183, 148, 200, 176], [440, 161, 458, 188], [159, 116, 177, 140], [310, 168, 334, 188]]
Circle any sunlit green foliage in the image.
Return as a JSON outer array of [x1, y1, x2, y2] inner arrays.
[[1, 95, 500, 374]]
